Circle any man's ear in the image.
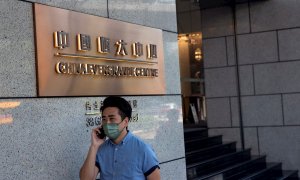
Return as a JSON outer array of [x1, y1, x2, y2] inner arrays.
[[124, 117, 129, 126]]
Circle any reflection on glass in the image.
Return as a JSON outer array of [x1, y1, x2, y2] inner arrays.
[[0, 101, 21, 125], [0, 114, 13, 125], [0, 101, 21, 108]]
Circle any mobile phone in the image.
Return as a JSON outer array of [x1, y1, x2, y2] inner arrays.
[[96, 126, 106, 139]]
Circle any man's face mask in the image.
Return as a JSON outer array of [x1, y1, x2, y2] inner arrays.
[[103, 120, 125, 140]]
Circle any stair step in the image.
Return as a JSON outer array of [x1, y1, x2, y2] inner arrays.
[[224, 155, 267, 180], [241, 162, 282, 180], [277, 170, 299, 180], [186, 142, 237, 165], [190, 155, 266, 180], [184, 123, 207, 129], [185, 135, 223, 152], [187, 149, 251, 179], [184, 128, 208, 141], [184, 127, 299, 180]]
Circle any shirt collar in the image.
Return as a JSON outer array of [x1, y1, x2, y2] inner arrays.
[[121, 130, 132, 144]]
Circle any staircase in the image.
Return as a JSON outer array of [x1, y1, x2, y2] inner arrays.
[[184, 128, 299, 180]]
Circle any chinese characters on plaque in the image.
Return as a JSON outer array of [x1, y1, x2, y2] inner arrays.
[[54, 31, 157, 59], [54, 31, 159, 77], [85, 99, 139, 127]]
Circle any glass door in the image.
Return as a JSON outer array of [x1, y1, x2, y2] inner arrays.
[[178, 33, 206, 126]]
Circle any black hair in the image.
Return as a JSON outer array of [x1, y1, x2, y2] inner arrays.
[[100, 96, 132, 120]]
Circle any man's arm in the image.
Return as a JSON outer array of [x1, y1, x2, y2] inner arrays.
[[80, 127, 104, 180], [79, 145, 100, 180], [147, 168, 161, 180]]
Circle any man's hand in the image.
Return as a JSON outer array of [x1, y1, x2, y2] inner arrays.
[[79, 126, 105, 180], [91, 126, 105, 148]]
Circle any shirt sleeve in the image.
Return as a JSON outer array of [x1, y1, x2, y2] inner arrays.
[[142, 144, 160, 176], [95, 149, 101, 171]]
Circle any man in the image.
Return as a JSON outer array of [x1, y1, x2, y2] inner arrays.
[[80, 96, 161, 180]]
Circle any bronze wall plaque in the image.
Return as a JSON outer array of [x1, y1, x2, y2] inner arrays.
[[34, 3, 165, 96]]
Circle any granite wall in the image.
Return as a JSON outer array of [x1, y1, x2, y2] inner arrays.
[[202, 0, 300, 175], [0, 0, 186, 179]]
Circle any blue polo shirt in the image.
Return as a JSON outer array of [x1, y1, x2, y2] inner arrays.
[[95, 131, 160, 180]]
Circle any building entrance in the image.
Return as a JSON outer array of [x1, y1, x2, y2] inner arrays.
[[178, 33, 206, 127]]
